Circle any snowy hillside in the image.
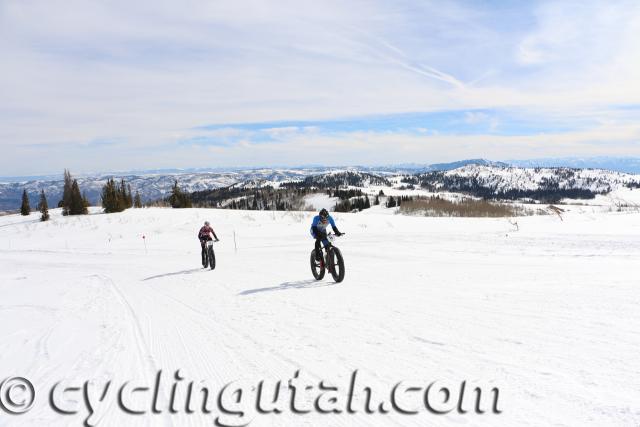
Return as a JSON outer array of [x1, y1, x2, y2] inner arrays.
[[3, 164, 640, 212], [412, 165, 640, 202], [0, 168, 327, 211], [1, 207, 639, 426], [509, 156, 640, 174], [440, 165, 638, 192]]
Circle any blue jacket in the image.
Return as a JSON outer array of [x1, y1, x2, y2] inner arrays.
[[310, 215, 338, 237]]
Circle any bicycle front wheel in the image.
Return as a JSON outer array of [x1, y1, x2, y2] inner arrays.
[[328, 247, 345, 283]]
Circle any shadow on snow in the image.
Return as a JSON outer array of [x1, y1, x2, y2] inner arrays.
[[142, 268, 204, 281], [238, 279, 334, 296]]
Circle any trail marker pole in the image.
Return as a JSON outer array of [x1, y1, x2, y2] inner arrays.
[[233, 230, 237, 252]]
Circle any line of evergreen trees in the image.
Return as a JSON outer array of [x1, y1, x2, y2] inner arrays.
[[627, 181, 640, 189], [101, 178, 133, 213], [190, 185, 312, 210], [334, 195, 371, 212], [415, 171, 603, 202], [22, 170, 89, 216], [20, 170, 147, 220], [281, 171, 391, 189], [21, 189, 51, 221], [385, 195, 414, 208], [101, 178, 144, 213], [328, 188, 364, 200]]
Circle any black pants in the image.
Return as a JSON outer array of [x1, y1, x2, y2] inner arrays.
[[200, 238, 211, 263], [314, 233, 328, 259]]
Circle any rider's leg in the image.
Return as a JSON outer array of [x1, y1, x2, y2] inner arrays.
[[201, 241, 206, 265], [321, 238, 330, 248], [314, 237, 322, 260]]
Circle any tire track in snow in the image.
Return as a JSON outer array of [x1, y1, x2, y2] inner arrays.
[[91, 274, 175, 427]]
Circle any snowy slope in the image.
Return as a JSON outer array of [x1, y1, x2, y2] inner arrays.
[[509, 156, 640, 174], [429, 165, 640, 193], [0, 168, 327, 211], [0, 208, 639, 426], [3, 165, 640, 212]]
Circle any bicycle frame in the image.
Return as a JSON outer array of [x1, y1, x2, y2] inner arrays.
[[310, 233, 345, 282], [320, 234, 340, 267]]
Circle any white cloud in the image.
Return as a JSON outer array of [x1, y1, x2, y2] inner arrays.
[[0, 0, 639, 174]]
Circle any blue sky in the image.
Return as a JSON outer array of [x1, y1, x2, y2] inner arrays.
[[1, 0, 639, 175]]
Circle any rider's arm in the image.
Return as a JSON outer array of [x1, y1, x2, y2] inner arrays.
[[329, 216, 339, 232], [310, 216, 320, 236], [211, 229, 219, 240]]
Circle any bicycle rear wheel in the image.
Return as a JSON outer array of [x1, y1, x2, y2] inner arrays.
[[328, 247, 345, 282], [208, 247, 216, 270], [310, 249, 325, 280]]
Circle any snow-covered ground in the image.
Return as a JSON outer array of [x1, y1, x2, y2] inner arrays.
[[303, 193, 338, 211], [1, 207, 639, 426], [562, 187, 640, 208]]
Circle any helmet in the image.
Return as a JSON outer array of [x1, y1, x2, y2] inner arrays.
[[319, 208, 329, 219], [204, 221, 210, 226]]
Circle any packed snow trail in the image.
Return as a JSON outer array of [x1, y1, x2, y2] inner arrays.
[[0, 207, 639, 426]]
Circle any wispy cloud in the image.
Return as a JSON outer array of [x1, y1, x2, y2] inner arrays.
[[0, 0, 639, 174]]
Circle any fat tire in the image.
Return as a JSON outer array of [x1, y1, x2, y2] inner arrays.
[[328, 247, 345, 283], [310, 250, 325, 280], [208, 247, 216, 270]]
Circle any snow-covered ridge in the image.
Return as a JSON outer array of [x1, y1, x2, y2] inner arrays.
[[431, 165, 640, 193], [0, 168, 338, 211], [3, 164, 640, 211]]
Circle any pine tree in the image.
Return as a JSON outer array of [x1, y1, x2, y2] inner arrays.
[[374, 195, 380, 205], [102, 178, 123, 213], [60, 170, 87, 215], [69, 180, 86, 215], [386, 196, 396, 208], [61, 169, 73, 215], [117, 179, 126, 211], [134, 191, 142, 208], [169, 180, 192, 208], [169, 180, 181, 208], [116, 179, 133, 210], [20, 189, 30, 215], [39, 190, 50, 221]]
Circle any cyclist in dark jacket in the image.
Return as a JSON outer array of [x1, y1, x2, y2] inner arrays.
[[310, 208, 343, 260], [198, 221, 219, 265]]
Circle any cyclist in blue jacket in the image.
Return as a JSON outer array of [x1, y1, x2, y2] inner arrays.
[[310, 208, 343, 260]]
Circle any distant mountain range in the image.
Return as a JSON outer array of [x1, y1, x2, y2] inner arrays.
[[2, 158, 640, 211]]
